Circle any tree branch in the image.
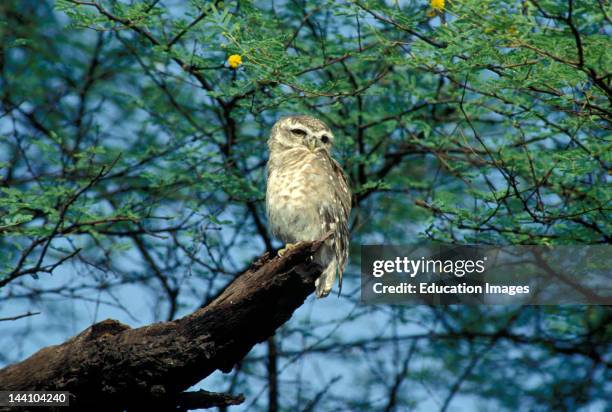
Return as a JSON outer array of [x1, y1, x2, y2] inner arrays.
[[176, 390, 245, 411], [0, 311, 41, 322], [0, 240, 327, 410]]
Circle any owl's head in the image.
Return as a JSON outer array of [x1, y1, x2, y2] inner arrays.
[[268, 115, 334, 153]]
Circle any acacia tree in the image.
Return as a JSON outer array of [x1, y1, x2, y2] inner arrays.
[[1, 0, 610, 411]]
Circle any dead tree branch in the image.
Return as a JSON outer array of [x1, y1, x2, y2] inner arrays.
[[0, 240, 326, 411]]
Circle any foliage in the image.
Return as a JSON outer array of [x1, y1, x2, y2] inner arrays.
[[0, 0, 610, 410]]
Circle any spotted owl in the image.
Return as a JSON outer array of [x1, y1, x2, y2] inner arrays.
[[266, 115, 351, 298]]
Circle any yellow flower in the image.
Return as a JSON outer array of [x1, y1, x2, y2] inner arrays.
[[430, 0, 445, 11], [228, 54, 242, 69]]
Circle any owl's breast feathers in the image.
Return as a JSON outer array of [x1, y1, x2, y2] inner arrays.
[[266, 148, 351, 244]]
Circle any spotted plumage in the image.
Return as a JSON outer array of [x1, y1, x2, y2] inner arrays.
[[266, 115, 351, 298]]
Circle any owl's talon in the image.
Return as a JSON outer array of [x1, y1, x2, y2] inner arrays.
[[278, 242, 298, 257]]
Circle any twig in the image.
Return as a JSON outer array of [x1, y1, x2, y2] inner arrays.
[[0, 311, 41, 322]]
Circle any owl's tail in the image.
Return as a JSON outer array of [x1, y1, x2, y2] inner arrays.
[[315, 260, 339, 298]]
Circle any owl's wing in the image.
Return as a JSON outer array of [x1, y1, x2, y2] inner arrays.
[[330, 157, 352, 216], [325, 154, 352, 294]]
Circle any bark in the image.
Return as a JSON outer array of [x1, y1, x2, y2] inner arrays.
[[0, 240, 326, 411]]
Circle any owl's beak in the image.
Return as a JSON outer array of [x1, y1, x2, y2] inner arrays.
[[307, 137, 316, 151]]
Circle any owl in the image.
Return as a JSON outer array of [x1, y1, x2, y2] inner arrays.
[[266, 115, 351, 298]]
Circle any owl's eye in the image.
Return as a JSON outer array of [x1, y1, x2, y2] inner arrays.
[[290, 128, 307, 137], [321, 135, 330, 144]]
